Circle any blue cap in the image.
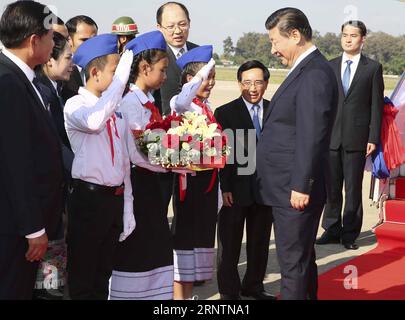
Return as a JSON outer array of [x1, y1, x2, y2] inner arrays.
[[176, 45, 213, 70], [73, 34, 118, 69], [125, 31, 167, 56]]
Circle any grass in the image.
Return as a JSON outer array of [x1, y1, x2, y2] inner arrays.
[[215, 66, 399, 91]]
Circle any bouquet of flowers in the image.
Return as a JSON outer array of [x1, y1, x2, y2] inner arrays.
[[133, 111, 230, 170]]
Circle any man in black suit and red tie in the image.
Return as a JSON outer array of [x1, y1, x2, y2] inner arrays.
[[0, 1, 65, 300], [215, 60, 275, 300], [316, 21, 384, 250], [255, 8, 338, 300]]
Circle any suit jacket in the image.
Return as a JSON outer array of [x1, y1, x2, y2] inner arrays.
[[154, 41, 199, 115], [215, 97, 270, 207], [329, 54, 384, 151], [35, 72, 74, 176], [255, 49, 338, 208], [0, 53, 64, 238], [60, 65, 83, 104]]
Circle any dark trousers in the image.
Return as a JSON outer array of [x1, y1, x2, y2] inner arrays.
[[322, 148, 366, 243], [67, 182, 123, 300], [0, 235, 39, 299], [217, 204, 272, 295], [272, 204, 323, 300]]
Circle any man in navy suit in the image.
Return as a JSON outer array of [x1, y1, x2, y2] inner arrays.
[[255, 7, 338, 300]]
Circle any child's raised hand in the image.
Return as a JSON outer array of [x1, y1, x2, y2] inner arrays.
[[196, 58, 216, 81], [115, 49, 134, 84]]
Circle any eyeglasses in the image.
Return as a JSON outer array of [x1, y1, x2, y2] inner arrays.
[[241, 80, 265, 88], [160, 22, 189, 34]]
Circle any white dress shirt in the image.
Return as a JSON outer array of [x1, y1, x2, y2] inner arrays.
[[168, 44, 188, 59], [170, 75, 214, 115], [118, 85, 169, 171], [2, 49, 48, 239], [288, 45, 318, 76], [64, 80, 133, 217], [242, 97, 264, 127], [341, 52, 361, 88]]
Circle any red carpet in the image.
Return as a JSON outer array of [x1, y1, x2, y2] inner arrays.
[[318, 200, 405, 300]]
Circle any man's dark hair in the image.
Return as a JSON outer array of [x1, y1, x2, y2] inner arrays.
[[66, 15, 98, 37], [237, 60, 270, 82], [341, 20, 367, 37], [156, 2, 190, 25], [265, 7, 312, 41], [56, 16, 65, 26], [83, 55, 109, 81], [0, 1, 54, 48]]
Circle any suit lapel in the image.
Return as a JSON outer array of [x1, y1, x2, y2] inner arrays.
[[236, 97, 255, 129], [262, 99, 270, 122], [264, 51, 318, 124], [333, 56, 345, 95], [0, 53, 58, 135]]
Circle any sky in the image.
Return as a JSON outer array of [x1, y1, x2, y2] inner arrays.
[[1, 0, 405, 54]]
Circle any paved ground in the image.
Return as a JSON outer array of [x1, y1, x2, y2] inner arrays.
[[168, 80, 386, 300]]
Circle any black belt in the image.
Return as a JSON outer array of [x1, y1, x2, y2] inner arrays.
[[71, 179, 124, 196]]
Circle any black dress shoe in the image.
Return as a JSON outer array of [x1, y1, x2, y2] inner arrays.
[[241, 290, 277, 300], [315, 232, 341, 245], [220, 294, 241, 300], [342, 242, 359, 250]]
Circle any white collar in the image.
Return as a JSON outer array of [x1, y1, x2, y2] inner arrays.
[[289, 45, 317, 74], [168, 44, 187, 58], [342, 52, 361, 65], [242, 97, 264, 111], [2, 48, 35, 82], [78, 87, 99, 105], [130, 84, 155, 105]]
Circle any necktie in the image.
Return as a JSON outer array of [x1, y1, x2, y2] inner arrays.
[[342, 60, 353, 96], [176, 47, 185, 59], [252, 104, 261, 139]]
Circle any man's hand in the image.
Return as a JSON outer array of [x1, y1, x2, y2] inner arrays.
[[290, 190, 310, 211], [26, 233, 48, 262], [222, 192, 234, 207], [366, 143, 377, 158]]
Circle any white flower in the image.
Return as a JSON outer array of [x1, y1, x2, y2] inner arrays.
[[205, 147, 217, 157], [182, 142, 191, 151]]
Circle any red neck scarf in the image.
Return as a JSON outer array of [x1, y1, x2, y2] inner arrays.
[[143, 101, 163, 123], [106, 114, 120, 166]]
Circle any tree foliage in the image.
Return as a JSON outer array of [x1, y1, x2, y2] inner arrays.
[[222, 31, 405, 74]]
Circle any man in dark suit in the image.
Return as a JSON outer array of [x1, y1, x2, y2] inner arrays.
[[255, 8, 338, 300], [215, 60, 274, 300], [316, 21, 384, 250], [60, 15, 98, 103], [156, 2, 198, 116], [0, 1, 64, 300]]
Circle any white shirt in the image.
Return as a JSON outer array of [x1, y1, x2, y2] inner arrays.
[[118, 85, 169, 171], [64, 80, 133, 216], [168, 44, 188, 59], [2, 49, 46, 108], [170, 75, 214, 115], [288, 45, 318, 75], [341, 52, 361, 88], [2, 49, 47, 239], [242, 97, 264, 127]]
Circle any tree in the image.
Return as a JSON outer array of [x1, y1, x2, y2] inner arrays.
[[222, 36, 235, 60]]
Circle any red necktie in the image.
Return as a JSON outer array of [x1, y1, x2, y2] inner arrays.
[[143, 101, 163, 123], [106, 114, 120, 166]]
